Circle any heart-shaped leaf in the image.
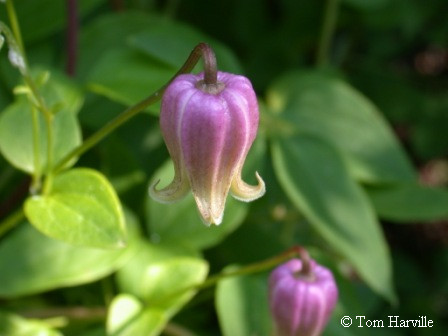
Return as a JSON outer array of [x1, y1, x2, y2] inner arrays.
[[25, 168, 126, 248]]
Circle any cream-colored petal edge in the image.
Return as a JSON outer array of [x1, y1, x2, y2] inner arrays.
[[230, 171, 265, 202], [194, 198, 225, 226], [191, 183, 227, 226], [148, 173, 190, 204]]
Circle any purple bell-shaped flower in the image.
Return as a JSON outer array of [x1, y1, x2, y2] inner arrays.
[[149, 58, 265, 225], [269, 255, 338, 336]]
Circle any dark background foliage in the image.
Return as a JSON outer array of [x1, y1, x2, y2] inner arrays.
[[0, 0, 447, 335]]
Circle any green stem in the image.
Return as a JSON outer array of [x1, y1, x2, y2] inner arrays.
[[153, 246, 309, 307], [0, 208, 24, 239], [23, 78, 54, 180], [316, 0, 340, 67], [23, 77, 54, 191], [197, 43, 217, 85], [52, 42, 211, 174], [198, 246, 308, 290], [30, 105, 41, 192], [44, 115, 54, 173], [5, 0, 25, 56], [112, 246, 308, 335], [5, 0, 54, 188]]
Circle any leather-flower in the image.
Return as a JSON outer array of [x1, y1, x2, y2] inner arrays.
[[269, 259, 338, 336], [149, 71, 265, 225]]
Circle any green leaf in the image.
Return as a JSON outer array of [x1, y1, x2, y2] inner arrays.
[[272, 134, 396, 302], [0, 218, 136, 298], [24, 168, 127, 248], [0, 0, 105, 43], [366, 184, 448, 222], [116, 240, 208, 312], [87, 49, 172, 115], [114, 240, 207, 335], [78, 12, 167, 79], [266, 71, 415, 183], [129, 23, 242, 73], [35, 69, 84, 116], [146, 161, 248, 250], [84, 14, 242, 113], [216, 270, 271, 336], [114, 240, 208, 335], [0, 311, 62, 336], [0, 69, 82, 174], [107, 294, 166, 336]]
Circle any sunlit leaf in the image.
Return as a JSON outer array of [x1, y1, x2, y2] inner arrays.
[[114, 240, 208, 335], [107, 294, 165, 336], [0, 70, 82, 174], [25, 168, 127, 248], [116, 240, 208, 309], [0, 215, 136, 298], [0, 311, 62, 336]]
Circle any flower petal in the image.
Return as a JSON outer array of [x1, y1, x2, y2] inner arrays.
[[181, 91, 240, 225], [231, 170, 265, 202], [148, 165, 190, 204]]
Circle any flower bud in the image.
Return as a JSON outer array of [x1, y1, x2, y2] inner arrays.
[[269, 258, 338, 336], [149, 71, 265, 225]]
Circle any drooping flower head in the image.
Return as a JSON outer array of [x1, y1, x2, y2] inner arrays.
[[149, 60, 265, 225], [269, 255, 338, 336]]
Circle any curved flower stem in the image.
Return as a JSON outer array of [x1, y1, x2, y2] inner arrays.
[[197, 43, 217, 84], [316, 0, 340, 67], [298, 246, 312, 275], [199, 246, 309, 289], [52, 42, 213, 174]]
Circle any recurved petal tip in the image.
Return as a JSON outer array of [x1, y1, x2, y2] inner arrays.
[[149, 175, 190, 204], [230, 171, 265, 202]]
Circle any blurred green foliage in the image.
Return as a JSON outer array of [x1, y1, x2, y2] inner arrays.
[[0, 0, 447, 335]]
